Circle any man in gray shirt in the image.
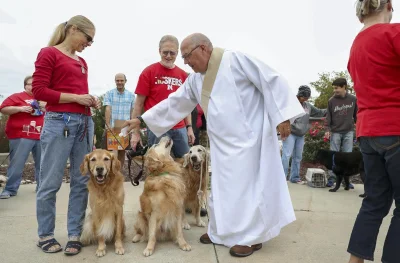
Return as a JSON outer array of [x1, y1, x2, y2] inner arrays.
[[325, 78, 358, 188], [281, 85, 326, 184]]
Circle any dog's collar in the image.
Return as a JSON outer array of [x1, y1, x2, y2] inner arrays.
[[149, 172, 169, 177]]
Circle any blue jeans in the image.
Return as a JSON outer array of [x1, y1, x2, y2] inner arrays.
[[347, 136, 400, 263], [327, 131, 354, 183], [36, 112, 94, 239], [281, 134, 305, 182], [0, 138, 41, 196], [147, 127, 189, 158]]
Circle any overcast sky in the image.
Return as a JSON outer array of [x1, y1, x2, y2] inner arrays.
[[1, 0, 398, 102]]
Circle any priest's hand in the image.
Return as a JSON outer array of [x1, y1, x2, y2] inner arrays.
[[130, 129, 143, 151], [123, 118, 141, 132], [277, 120, 291, 141]]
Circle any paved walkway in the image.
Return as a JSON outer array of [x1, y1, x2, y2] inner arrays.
[[0, 182, 393, 263]]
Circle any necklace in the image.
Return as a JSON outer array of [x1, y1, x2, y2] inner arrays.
[[60, 46, 86, 74], [77, 59, 86, 74]]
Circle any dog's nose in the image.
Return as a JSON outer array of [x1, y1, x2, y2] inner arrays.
[[96, 167, 104, 174], [191, 156, 197, 162]]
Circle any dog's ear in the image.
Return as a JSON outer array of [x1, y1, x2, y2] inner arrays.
[[80, 154, 90, 176], [111, 153, 121, 174], [182, 153, 190, 167]]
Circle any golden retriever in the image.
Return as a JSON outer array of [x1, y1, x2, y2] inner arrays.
[[132, 136, 191, 257], [79, 149, 125, 257], [180, 145, 209, 229]]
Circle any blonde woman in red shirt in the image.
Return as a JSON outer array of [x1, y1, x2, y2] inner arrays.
[[347, 1, 399, 263], [32, 15, 99, 255]]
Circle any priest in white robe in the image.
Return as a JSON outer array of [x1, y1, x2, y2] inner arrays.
[[124, 33, 305, 258]]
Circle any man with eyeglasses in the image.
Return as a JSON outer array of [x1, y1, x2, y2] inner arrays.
[[0, 76, 45, 199], [131, 35, 195, 158], [125, 33, 305, 258]]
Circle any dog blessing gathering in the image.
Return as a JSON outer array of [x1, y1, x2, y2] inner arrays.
[[1, 1, 399, 262]]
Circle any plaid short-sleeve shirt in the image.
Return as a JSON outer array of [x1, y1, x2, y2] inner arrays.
[[103, 88, 135, 127]]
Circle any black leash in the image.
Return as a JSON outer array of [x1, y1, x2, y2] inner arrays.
[[92, 108, 146, 186]]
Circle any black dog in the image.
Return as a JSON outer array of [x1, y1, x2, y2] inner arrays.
[[315, 149, 366, 197]]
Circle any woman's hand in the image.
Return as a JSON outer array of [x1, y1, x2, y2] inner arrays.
[[75, 94, 95, 106]]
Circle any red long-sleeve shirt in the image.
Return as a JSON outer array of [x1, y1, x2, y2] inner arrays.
[[348, 23, 400, 137], [32, 46, 90, 115]]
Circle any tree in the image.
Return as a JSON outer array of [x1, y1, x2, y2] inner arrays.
[[310, 71, 354, 109]]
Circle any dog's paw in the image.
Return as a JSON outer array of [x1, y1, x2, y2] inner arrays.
[[132, 234, 142, 243], [196, 220, 206, 227], [182, 223, 191, 230], [143, 247, 154, 257], [115, 246, 124, 255], [179, 243, 192, 251], [96, 248, 107, 257], [329, 189, 337, 192]]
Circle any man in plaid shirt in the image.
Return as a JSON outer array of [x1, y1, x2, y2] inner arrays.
[[103, 73, 135, 168]]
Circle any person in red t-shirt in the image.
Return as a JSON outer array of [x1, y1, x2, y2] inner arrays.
[[191, 104, 205, 146], [346, 1, 399, 263], [131, 35, 195, 158], [0, 76, 45, 199], [32, 15, 100, 255]]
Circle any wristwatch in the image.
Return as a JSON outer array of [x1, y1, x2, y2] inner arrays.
[[186, 124, 192, 129]]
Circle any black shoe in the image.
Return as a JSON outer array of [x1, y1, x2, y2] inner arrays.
[[200, 208, 207, 217]]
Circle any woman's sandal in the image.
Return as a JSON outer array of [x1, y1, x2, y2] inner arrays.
[[64, 240, 83, 256], [37, 238, 63, 253]]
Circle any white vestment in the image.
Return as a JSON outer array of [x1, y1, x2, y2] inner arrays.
[[142, 50, 305, 247]]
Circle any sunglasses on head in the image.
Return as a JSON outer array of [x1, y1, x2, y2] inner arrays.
[[162, 50, 177, 56], [77, 28, 93, 43]]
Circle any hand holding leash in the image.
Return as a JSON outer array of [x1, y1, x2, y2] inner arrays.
[[130, 129, 143, 151]]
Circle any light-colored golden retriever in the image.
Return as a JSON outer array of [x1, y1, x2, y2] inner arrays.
[[132, 136, 191, 257], [79, 149, 125, 257], [179, 145, 209, 229]]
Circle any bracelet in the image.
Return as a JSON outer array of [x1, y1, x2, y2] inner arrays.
[[186, 124, 192, 129]]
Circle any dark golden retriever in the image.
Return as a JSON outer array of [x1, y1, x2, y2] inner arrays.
[[132, 136, 191, 257], [80, 149, 126, 257]]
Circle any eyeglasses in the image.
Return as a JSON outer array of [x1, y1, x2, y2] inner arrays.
[[182, 45, 200, 60], [162, 50, 177, 56], [77, 28, 94, 44]]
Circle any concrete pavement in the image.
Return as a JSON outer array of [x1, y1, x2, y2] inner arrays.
[[0, 182, 393, 263]]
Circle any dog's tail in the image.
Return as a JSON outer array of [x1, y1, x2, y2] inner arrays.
[[80, 212, 95, 245]]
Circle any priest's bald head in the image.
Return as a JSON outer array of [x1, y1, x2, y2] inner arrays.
[[181, 33, 213, 73]]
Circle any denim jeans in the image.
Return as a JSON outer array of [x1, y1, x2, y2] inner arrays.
[[36, 112, 94, 238], [347, 136, 400, 263], [0, 138, 41, 196], [147, 127, 189, 158], [327, 131, 354, 183], [281, 134, 305, 183]]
